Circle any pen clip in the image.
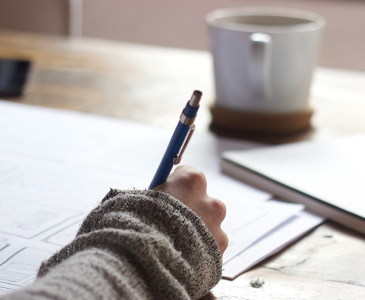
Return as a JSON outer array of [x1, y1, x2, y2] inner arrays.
[[173, 124, 195, 165]]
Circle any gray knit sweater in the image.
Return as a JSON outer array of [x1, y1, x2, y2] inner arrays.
[[2, 189, 222, 300]]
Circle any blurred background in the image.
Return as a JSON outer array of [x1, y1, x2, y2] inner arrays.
[[0, 0, 364, 72]]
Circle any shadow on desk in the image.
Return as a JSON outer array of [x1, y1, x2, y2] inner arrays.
[[200, 292, 217, 300]]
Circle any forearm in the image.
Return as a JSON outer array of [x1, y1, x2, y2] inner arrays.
[[1, 189, 222, 300], [5, 248, 153, 300]]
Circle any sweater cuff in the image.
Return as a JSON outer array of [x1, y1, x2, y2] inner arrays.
[[38, 189, 222, 299]]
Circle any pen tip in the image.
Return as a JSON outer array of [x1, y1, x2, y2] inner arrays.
[[194, 90, 202, 97], [189, 90, 202, 107]]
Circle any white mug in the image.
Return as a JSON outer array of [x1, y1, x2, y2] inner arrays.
[[206, 7, 325, 114]]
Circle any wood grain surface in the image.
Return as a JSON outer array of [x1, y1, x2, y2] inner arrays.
[[0, 29, 364, 299]]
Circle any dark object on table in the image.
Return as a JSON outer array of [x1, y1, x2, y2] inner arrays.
[[210, 104, 314, 144], [0, 58, 31, 98], [250, 278, 265, 288]]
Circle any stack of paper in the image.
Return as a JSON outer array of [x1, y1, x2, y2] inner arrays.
[[0, 101, 323, 294], [222, 210, 323, 279]]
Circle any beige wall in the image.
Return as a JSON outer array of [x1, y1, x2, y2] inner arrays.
[[0, 0, 69, 35], [82, 0, 365, 72], [0, 0, 364, 72]]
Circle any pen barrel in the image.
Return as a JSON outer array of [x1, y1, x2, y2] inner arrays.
[[148, 121, 190, 189], [183, 102, 199, 118]]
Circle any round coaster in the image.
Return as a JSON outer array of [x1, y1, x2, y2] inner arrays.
[[210, 105, 313, 134]]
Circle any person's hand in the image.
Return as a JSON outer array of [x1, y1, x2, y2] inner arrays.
[[153, 165, 228, 256]]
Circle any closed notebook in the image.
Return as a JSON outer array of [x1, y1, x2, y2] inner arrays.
[[221, 134, 365, 235]]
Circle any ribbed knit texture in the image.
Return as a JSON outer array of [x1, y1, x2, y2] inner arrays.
[[1, 189, 222, 300]]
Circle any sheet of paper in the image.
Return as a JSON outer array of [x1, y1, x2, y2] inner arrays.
[[0, 100, 314, 293], [44, 220, 84, 246], [222, 200, 304, 263], [0, 237, 61, 294], [0, 196, 80, 239], [0, 248, 53, 287], [222, 211, 324, 279]]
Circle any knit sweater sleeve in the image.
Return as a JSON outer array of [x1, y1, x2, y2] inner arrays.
[[1, 189, 222, 300]]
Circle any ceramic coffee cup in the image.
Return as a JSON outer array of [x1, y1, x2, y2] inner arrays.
[[206, 7, 325, 115]]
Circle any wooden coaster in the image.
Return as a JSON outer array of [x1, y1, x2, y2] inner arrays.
[[210, 105, 314, 144]]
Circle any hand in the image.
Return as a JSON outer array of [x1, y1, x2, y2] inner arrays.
[[153, 165, 228, 256]]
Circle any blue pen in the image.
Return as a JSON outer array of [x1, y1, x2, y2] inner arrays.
[[148, 90, 202, 189]]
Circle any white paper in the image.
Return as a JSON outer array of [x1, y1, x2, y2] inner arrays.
[[222, 211, 324, 279], [44, 221, 84, 246], [0, 100, 315, 293], [0, 248, 52, 287], [0, 244, 7, 252], [223, 134, 365, 217], [0, 287, 12, 295], [222, 200, 304, 263], [0, 196, 80, 239]]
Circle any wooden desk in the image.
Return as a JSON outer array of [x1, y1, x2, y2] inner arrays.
[[1, 30, 364, 299]]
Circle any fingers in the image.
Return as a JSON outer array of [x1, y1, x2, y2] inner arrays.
[[202, 197, 226, 224], [214, 229, 229, 256], [197, 197, 228, 256], [170, 165, 208, 197], [153, 165, 228, 255], [153, 165, 207, 208]]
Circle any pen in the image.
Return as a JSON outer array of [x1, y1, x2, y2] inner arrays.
[[148, 90, 202, 189]]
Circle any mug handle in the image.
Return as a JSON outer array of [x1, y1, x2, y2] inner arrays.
[[250, 33, 272, 100]]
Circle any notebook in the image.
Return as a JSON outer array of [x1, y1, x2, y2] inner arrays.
[[221, 134, 365, 235]]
